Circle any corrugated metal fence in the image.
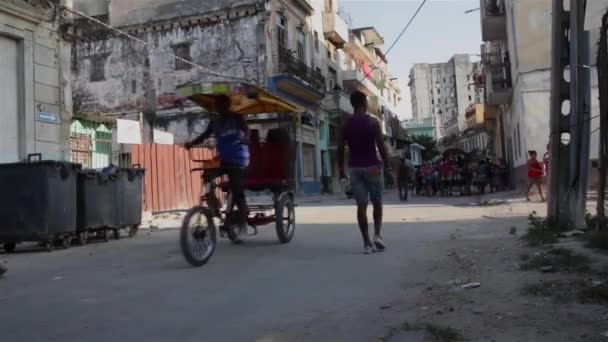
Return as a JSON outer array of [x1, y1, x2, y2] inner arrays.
[[131, 144, 216, 213]]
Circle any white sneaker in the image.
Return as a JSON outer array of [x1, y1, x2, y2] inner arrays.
[[373, 235, 386, 251], [363, 245, 375, 254]]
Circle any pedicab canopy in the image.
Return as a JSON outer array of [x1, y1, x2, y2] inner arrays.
[[176, 82, 302, 115]]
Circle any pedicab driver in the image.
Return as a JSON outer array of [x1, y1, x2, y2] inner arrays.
[[185, 95, 249, 236], [338, 90, 390, 254]]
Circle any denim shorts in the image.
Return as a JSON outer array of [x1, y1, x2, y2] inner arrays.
[[348, 165, 384, 206]]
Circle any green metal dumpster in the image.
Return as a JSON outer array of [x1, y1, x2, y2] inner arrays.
[[115, 167, 144, 237], [0, 156, 80, 252]]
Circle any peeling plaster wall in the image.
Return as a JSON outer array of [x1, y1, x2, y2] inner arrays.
[[73, 15, 262, 115], [0, 1, 72, 161], [110, 0, 261, 27]]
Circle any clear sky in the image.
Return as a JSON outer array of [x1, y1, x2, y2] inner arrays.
[[340, 0, 482, 119]]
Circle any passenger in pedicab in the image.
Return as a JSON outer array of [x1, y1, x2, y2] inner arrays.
[[185, 95, 250, 236]]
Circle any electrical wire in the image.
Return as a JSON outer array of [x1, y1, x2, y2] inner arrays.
[[61, 6, 253, 84], [361, 0, 429, 81]]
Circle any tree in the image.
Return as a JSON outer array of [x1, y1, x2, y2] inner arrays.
[[410, 135, 440, 161]]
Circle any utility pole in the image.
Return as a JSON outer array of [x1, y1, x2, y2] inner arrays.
[[548, 0, 591, 228]]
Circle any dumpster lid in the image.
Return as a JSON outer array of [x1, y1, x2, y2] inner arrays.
[[0, 160, 81, 169]]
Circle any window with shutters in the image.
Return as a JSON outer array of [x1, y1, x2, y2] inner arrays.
[[173, 43, 192, 70], [90, 55, 106, 82], [296, 29, 306, 61], [277, 15, 288, 49]]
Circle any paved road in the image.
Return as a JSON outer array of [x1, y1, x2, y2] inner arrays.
[[0, 193, 522, 342]]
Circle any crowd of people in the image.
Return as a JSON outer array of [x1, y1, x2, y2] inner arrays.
[[397, 156, 511, 200]]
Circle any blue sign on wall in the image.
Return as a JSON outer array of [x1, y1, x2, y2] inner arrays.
[[36, 112, 60, 124]]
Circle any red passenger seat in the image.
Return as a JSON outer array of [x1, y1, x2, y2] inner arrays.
[[245, 128, 293, 191], [244, 130, 262, 188]]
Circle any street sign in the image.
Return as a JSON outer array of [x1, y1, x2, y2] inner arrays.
[[36, 112, 60, 124]]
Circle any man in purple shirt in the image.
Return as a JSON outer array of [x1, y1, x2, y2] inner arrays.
[[338, 91, 390, 254]]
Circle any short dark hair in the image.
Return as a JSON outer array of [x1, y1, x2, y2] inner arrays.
[[350, 90, 367, 109]]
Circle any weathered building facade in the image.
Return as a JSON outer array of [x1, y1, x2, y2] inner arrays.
[[72, 0, 404, 194], [72, 0, 332, 193], [478, 0, 607, 189], [0, 0, 73, 162]]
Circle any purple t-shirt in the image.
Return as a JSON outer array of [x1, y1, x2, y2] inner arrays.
[[343, 114, 380, 168]]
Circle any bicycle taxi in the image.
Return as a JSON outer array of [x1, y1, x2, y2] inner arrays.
[[176, 82, 300, 267]]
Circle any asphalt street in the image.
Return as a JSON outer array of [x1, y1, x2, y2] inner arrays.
[[0, 193, 518, 342]]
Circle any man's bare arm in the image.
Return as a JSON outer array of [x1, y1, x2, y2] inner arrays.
[[374, 119, 389, 164]]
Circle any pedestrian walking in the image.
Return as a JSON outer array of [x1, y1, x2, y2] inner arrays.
[[0, 264, 6, 277], [486, 158, 495, 193], [526, 150, 545, 202], [415, 166, 423, 196], [397, 159, 410, 201], [338, 90, 390, 254]]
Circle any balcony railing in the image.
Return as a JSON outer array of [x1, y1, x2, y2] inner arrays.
[[322, 91, 353, 117], [481, 45, 512, 105], [277, 45, 326, 93], [484, 0, 505, 16], [481, 0, 507, 41]]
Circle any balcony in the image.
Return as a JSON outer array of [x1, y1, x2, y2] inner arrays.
[[276, 45, 326, 94], [480, 0, 507, 42], [322, 92, 353, 117], [292, 0, 314, 14], [342, 69, 380, 97], [482, 44, 512, 105], [323, 11, 349, 48]]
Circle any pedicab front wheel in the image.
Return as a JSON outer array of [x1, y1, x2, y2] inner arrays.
[[180, 206, 217, 267]]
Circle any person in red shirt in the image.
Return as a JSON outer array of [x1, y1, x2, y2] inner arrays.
[[440, 158, 452, 196], [526, 150, 545, 202]]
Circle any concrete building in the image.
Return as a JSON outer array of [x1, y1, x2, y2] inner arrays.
[[408, 55, 477, 140], [477, 0, 607, 189], [0, 0, 73, 163], [71, 0, 330, 194]]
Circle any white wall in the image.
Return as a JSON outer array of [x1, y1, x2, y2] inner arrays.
[[503, 0, 605, 170], [0, 3, 72, 162]]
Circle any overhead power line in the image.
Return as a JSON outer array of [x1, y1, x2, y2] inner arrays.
[[361, 0, 429, 81], [61, 6, 252, 84]]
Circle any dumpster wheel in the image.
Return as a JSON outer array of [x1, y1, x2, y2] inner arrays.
[[2, 242, 16, 253], [128, 226, 138, 237], [77, 232, 87, 246], [100, 230, 110, 242], [61, 237, 71, 249]]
